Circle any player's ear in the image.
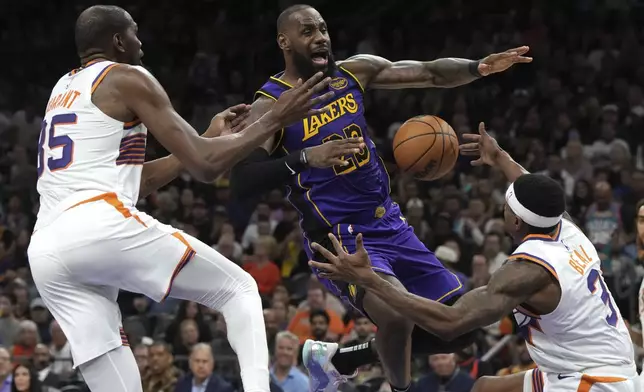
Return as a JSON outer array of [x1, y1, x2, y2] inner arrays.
[[113, 33, 125, 53], [277, 33, 289, 51]]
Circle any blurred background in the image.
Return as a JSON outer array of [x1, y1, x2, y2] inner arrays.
[[2, 0, 644, 391]]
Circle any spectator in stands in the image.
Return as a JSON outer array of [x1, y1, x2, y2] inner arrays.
[[11, 363, 57, 392], [212, 232, 242, 265], [264, 309, 279, 356], [11, 320, 39, 364], [133, 344, 149, 376], [270, 300, 289, 331], [28, 299, 50, 345], [482, 233, 508, 273], [165, 302, 212, 350], [562, 139, 594, 183], [244, 236, 281, 296], [175, 343, 233, 392], [586, 181, 622, 271], [270, 332, 308, 392], [0, 294, 19, 347], [455, 344, 494, 380], [468, 254, 491, 291], [32, 343, 60, 389], [496, 339, 536, 375], [48, 321, 71, 377], [309, 310, 332, 342], [343, 315, 375, 347], [143, 342, 182, 392], [174, 319, 201, 362], [435, 245, 468, 285], [0, 347, 10, 392], [412, 354, 474, 392], [242, 202, 277, 250], [288, 285, 344, 344]]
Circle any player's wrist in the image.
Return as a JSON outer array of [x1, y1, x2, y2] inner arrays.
[[258, 110, 282, 133], [469, 60, 483, 78]]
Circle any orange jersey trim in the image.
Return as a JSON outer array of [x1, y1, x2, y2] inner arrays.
[[91, 64, 119, 94], [67, 192, 147, 227], [576, 375, 626, 392]]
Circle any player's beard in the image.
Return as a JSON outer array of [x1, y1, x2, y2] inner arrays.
[[292, 49, 337, 81]]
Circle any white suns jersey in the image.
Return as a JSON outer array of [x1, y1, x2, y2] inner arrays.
[[36, 61, 147, 225], [511, 218, 634, 374]]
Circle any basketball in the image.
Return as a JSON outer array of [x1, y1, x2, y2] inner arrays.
[[392, 115, 459, 181]]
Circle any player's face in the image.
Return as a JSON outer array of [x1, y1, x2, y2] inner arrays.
[[287, 9, 336, 79], [117, 15, 144, 66], [637, 205, 644, 243]]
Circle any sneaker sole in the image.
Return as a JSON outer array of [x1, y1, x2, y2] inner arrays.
[[303, 339, 331, 392]]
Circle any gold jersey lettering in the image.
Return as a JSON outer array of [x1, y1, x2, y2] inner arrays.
[[302, 93, 359, 141]]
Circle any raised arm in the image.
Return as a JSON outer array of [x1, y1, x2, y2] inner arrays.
[[230, 97, 364, 199], [338, 46, 531, 90], [309, 233, 553, 340], [107, 65, 332, 183]]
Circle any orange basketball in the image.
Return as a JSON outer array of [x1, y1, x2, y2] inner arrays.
[[392, 115, 459, 181]]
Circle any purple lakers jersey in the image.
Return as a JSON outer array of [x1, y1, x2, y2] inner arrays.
[[255, 67, 391, 234]]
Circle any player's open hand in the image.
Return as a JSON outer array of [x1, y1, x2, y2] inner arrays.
[[205, 104, 251, 138], [478, 46, 532, 76], [270, 72, 335, 128], [309, 233, 377, 286], [307, 137, 366, 168], [460, 122, 503, 167]]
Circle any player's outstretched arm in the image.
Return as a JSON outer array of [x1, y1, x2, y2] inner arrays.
[[229, 98, 364, 199], [338, 47, 531, 90], [310, 233, 552, 341], [138, 105, 251, 198], [111, 66, 333, 183]]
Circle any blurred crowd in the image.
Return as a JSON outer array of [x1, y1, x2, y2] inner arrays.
[[2, 0, 644, 391]]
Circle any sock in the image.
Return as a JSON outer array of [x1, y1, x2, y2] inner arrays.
[[331, 339, 380, 375], [391, 384, 411, 392]]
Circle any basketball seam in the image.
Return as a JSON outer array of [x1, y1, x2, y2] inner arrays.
[[402, 120, 441, 173], [433, 121, 447, 178], [393, 131, 455, 152]]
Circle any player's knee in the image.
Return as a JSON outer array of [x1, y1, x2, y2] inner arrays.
[[376, 310, 414, 337], [235, 270, 259, 295]]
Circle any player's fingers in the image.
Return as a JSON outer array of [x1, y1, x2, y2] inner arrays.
[[230, 111, 251, 127], [327, 158, 350, 166], [470, 158, 484, 166], [459, 149, 480, 156], [355, 233, 366, 254], [515, 56, 533, 63], [308, 260, 335, 273], [228, 103, 250, 114], [308, 91, 335, 107], [299, 72, 325, 91], [460, 134, 481, 142], [478, 122, 487, 135], [311, 242, 339, 264], [308, 76, 332, 96], [328, 233, 346, 256], [506, 45, 530, 55]]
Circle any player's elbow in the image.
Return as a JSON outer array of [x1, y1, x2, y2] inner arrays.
[[183, 159, 221, 183]]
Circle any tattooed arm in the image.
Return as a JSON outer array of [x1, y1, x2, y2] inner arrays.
[[360, 260, 552, 340], [337, 46, 531, 90], [310, 233, 554, 341], [338, 55, 482, 89]]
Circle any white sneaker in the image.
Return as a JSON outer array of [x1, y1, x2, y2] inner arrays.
[[302, 339, 353, 392]]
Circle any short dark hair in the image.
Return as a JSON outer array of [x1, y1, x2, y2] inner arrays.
[[150, 341, 173, 355], [513, 174, 566, 234], [309, 309, 330, 324], [277, 4, 313, 32], [75, 5, 131, 56]]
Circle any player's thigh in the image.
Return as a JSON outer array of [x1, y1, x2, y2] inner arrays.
[[34, 201, 204, 302], [29, 236, 122, 367], [167, 232, 257, 307], [79, 346, 142, 392], [472, 370, 532, 392]]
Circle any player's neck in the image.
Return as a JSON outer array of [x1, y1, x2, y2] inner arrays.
[[281, 67, 303, 87], [79, 54, 110, 67]]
